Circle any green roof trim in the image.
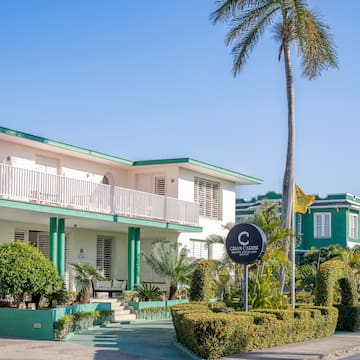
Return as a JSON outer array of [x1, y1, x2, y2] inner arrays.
[[0, 199, 202, 232], [134, 158, 263, 184], [0, 127, 132, 166]]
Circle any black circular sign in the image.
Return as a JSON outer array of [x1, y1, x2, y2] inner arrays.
[[225, 223, 267, 265]]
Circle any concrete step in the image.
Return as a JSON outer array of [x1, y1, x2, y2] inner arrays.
[[92, 298, 138, 322], [113, 312, 137, 322]]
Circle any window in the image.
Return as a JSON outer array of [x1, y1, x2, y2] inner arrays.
[[154, 176, 166, 196], [314, 213, 331, 238], [188, 239, 208, 259], [349, 213, 358, 240], [236, 215, 253, 224], [96, 236, 112, 279], [194, 177, 220, 219], [35, 155, 59, 175]]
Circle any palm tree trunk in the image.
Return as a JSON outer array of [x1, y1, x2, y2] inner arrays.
[[168, 284, 178, 300], [280, 40, 295, 294]]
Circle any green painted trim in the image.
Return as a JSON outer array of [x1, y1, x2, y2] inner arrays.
[[166, 223, 202, 232], [0, 199, 201, 232], [49, 217, 58, 270], [128, 227, 135, 290], [57, 218, 65, 277], [134, 228, 141, 288], [0, 127, 132, 166], [134, 158, 262, 184]]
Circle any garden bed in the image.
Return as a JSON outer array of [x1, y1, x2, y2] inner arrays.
[[0, 302, 112, 340], [128, 299, 188, 320], [171, 302, 338, 359]]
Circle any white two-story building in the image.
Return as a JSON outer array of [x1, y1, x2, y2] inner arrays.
[[0, 127, 262, 290]]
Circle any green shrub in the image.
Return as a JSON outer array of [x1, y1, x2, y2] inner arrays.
[[136, 283, 161, 301], [190, 260, 229, 301], [171, 302, 338, 359], [54, 310, 113, 339], [315, 259, 357, 331], [141, 306, 171, 320], [0, 242, 62, 307]]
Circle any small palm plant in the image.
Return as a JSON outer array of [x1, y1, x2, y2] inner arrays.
[[71, 263, 105, 303], [142, 241, 200, 300]]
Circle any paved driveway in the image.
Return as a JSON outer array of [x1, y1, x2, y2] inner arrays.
[[66, 320, 196, 360], [0, 321, 197, 360]]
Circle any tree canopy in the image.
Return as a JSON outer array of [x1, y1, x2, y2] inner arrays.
[[0, 241, 62, 306]]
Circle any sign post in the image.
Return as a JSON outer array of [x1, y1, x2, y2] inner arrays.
[[225, 223, 267, 311]]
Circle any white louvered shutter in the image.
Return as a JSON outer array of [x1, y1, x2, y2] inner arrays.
[[96, 236, 112, 279], [154, 176, 166, 196]]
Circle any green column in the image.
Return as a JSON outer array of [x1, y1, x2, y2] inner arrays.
[[57, 218, 65, 278], [49, 217, 58, 270], [128, 227, 135, 290], [134, 228, 141, 288]]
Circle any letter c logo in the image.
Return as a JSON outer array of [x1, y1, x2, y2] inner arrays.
[[238, 231, 249, 246]]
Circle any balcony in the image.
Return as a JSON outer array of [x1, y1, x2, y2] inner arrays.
[[0, 164, 199, 227]]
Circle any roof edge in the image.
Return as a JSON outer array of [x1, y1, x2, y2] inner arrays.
[[134, 157, 263, 184], [0, 126, 133, 166]]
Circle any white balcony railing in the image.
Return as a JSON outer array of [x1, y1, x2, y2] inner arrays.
[[0, 163, 199, 226]]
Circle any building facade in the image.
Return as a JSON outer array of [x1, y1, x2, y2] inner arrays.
[[0, 127, 262, 291], [236, 192, 360, 257]]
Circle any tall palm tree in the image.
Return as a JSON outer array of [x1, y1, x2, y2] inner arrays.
[[211, 0, 337, 291], [142, 241, 200, 299]]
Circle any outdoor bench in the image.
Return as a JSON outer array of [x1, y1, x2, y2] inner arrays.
[[92, 279, 127, 298]]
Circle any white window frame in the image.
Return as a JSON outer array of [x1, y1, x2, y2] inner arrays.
[[96, 236, 113, 279], [314, 213, 331, 239], [194, 177, 221, 220], [349, 213, 358, 240], [188, 239, 209, 259]]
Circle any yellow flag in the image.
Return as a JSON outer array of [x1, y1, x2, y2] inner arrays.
[[294, 184, 315, 214]]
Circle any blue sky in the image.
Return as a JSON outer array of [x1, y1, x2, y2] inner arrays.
[[0, 1, 359, 200]]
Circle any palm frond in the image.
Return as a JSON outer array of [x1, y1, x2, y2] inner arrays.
[[289, 0, 338, 78], [231, 4, 279, 75], [211, 0, 271, 23]]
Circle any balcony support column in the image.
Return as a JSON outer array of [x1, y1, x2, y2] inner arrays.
[[134, 228, 141, 288], [49, 217, 58, 270], [57, 218, 65, 278], [127, 227, 135, 290]]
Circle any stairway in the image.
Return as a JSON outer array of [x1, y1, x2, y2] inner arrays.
[[92, 297, 137, 323]]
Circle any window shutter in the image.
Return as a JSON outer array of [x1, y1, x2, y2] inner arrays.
[[189, 239, 208, 259], [96, 236, 112, 279], [38, 232, 49, 259], [14, 229, 27, 242], [154, 176, 166, 196], [194, 177, 220, 219]]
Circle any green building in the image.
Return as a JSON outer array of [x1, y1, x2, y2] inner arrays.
[[236, 192, 360, 257]]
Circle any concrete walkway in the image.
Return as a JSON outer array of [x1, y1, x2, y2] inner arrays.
[[0, 321, 359, 360]]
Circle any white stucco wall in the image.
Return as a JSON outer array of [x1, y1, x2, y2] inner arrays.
[[129, 166, 179, 198], [0, 140, 129, 187], [0, 220, 15, 244]]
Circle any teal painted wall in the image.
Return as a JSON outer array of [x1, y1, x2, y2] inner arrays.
[[0, 308, 54, 340], [0, 303, 111, 340], [300, 208, 347, 250]]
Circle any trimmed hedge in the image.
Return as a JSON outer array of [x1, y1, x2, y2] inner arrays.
[[190, 260, 230, 301], [315, 259, 358, 331], [54, 310, 113, 339], [171, 302, 338, 359]]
